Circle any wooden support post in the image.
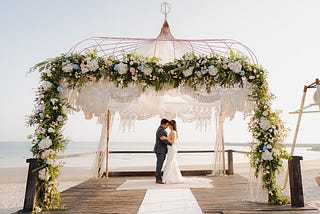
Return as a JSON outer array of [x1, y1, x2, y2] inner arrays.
[[23, 158, 39, 212], [227, 150, 234, 175], [105, 109, 110, 178], [288, 156, 304, 207], [221, 118, 226, 175], [284, 85, 308, 188], [316, 78, 320, 110]]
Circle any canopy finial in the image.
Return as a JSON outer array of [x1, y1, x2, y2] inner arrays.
[[160, 2, 171, 21], [157, 2, 174, 40]]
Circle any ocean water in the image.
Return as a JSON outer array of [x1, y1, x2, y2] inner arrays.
[[0, 141, 319, 169]]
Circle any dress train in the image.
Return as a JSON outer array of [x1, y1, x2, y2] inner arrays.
[[163, 145, 212, 184]]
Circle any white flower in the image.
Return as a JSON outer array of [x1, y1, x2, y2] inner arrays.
[[273, 149, 280, 156], [46, 158, 55, 166], [50, 98, 58, 105], [262, 150, 273, 161], [41, 81, 52, 91], [36, 127, 45, 135], [183, 67, 193, 77], [117, 62, 128, 74], [260, 117, 271, 131], [62, 62, 73, 73], [208, 65, 218, 76], [143, 67, 153, 76], [48, 127, 54, 133], [228, 61, 242, 73], [267, 144, 272, 149], [38, 136, 52, 150], [39, 168, 50, 181], [86, 59, 99, 71], [38, 104, 45, 112], [279, 159, 283, 166], [157, 68, 164, 73], [255, 158, 261, 164], [34, 206, 42, 213], [45, 70, 52, 77], [80, 63, 89, 73], [62, 106, 68, 114]]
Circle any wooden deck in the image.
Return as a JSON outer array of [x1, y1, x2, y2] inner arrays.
[[42, 174, 319, 214]]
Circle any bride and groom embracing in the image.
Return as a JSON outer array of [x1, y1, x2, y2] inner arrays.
[[154, 118, 211, 185]]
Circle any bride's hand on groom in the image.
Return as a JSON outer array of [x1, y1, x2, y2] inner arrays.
[[160, 136, 172, 146], [160, 136, 167, 140]]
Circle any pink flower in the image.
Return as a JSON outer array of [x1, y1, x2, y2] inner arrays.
[[130, 67, 136, 75], [195, 70, 202, 77], [106, 60, 113, 67], [89, 76, 97, 82], [222, 64, 228, 70], [41, 150, 51, 159]]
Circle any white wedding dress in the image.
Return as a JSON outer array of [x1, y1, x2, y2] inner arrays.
[[162, 131, 212, 184]]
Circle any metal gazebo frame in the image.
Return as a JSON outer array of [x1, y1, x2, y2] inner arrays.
[[66, 3, 259, 177]]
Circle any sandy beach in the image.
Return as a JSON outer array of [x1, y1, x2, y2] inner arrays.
[[0, 160, 319, 213], [0, 167, 92, 214]]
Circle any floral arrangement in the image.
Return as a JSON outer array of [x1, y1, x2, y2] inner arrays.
[[248, 84, 291, 204], [27, 50, 289, 210]]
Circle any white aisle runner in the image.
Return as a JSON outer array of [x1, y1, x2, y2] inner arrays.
[[137, 188, 203, 214]]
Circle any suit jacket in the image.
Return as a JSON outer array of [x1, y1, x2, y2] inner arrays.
[[153, 126, 171, 154]]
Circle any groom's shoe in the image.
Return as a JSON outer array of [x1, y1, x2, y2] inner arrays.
[[155, 179, 164, 184]]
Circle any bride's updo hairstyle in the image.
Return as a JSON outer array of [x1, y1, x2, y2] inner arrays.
[[169, 120, 177, 131]]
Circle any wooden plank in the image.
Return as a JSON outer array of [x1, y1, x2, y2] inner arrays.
[[192, 175, 318, 213], [41, 175, 319, 213]]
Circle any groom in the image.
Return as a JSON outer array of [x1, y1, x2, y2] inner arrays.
[[154, 118, 172, 184]]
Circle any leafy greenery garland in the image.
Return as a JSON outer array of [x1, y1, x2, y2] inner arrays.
[[27, 51, 290, 211]]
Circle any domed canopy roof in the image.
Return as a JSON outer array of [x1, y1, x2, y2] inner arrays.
[[68, 11, 257, 64]]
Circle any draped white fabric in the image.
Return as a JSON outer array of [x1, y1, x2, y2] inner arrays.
[[61, 80, 255, 177], [212, 105, 226, 175], [92, 112, 115, 178], [62, 80, 255, 130]]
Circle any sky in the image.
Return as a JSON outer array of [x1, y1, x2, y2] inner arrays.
[[0, 0, 319, 146]]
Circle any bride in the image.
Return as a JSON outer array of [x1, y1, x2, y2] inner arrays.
[[161, 120, 212, 184]]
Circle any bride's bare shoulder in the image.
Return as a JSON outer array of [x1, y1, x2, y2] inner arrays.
[[170, 130, 178, 138], [170, 130, 177, 135]]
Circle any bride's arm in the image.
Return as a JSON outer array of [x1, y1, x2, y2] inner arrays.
[[163, 132, 176, 144]]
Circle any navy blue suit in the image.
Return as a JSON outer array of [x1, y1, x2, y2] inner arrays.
[[154, 126, 171, 180]]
